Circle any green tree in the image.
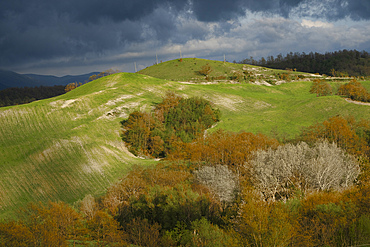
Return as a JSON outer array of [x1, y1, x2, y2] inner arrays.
[[121, 92, 220, 158]]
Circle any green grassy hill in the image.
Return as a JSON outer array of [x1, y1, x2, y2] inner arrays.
[[138, 58, 309, 83], [1, 59, 370, 218]]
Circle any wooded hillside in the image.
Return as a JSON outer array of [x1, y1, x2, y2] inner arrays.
[[240, 49, 370, 77]]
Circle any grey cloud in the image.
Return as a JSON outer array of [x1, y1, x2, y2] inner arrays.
[[172, 19, 210, 43], [0, 0, 369, 75], [296, 0, 370, 21], [190, 0, 370, 22], [342, 0, 370, 20], [191, 0, 246, 22]]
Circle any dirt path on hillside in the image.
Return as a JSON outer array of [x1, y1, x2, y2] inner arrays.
[[345, 98, 370, 106]]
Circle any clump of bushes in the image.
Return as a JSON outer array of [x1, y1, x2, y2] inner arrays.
[[337, 79, 370, 102], [276, 72, 291, 81], [121, 91, 220, 158]]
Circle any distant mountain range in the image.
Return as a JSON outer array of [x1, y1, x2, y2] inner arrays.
[[0, 69, 99, 90]]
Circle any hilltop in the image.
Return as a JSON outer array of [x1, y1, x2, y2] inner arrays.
[[1, 59, 370, 218], [139, 58, 317, 84]]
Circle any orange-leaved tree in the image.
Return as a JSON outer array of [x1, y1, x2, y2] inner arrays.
[[337, 79, 370, 102], [65, 82, 82, 92], [168, 129, 279, 169], [300, 115, 370, 157], [309, 79, 332, 96], [0, 201, 85, 246]]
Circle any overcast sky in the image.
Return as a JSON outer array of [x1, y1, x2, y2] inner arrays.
[[1, 0, 369, 76]]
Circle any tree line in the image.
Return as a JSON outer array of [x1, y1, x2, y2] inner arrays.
[[0, 85, 65, 107], [240, 49, 370, 77]]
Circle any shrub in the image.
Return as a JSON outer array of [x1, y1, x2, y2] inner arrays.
[[309, 79, 332, 96], [199, 64, 212, 77]]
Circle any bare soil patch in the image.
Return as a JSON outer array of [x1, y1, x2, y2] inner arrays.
[[345, 98, 370, 106]]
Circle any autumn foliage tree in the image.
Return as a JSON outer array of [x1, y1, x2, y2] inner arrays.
[[86, 210, 127, 246], [102, 164, 191, 216], [237, 188, 295, 246], [4, 85, 370, 246], [121, 111, 162, 157], [300, 115, 370, 157], [168, 129, 279, 170], [337, 79, 370, 102], [309, 79, 332, 96], [294, 188, 370, 246], [88, 69, 120, 82], [0, 202, 85, 246], [65, 82, 82, 92]]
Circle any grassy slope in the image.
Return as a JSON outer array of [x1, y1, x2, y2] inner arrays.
[[174, 80, 370, 137], [140, 58, 370, 137], [138, 58, 305, 82], [0, 73, 163, 218], [1, 59, 370, 218]]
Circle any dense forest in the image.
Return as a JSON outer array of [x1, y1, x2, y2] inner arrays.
[[0, 85, 65, 107], [1, 92, 370, 246], [240, 49, 370, 77]]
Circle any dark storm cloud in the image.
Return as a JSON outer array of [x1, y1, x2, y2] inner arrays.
[[68, 0, 188, 24], [295, 0, 370, 21], [191, 0, 370, 22], [346, 0, 370, 20], [333, 0, 370, 21], [190, 0, 308, 21], [0, 0, 369, 75]]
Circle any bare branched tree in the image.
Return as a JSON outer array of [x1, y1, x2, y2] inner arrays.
[[194, 164, 239, 203], [250, 140, 360, 201], [79, 194, 98, 220]]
